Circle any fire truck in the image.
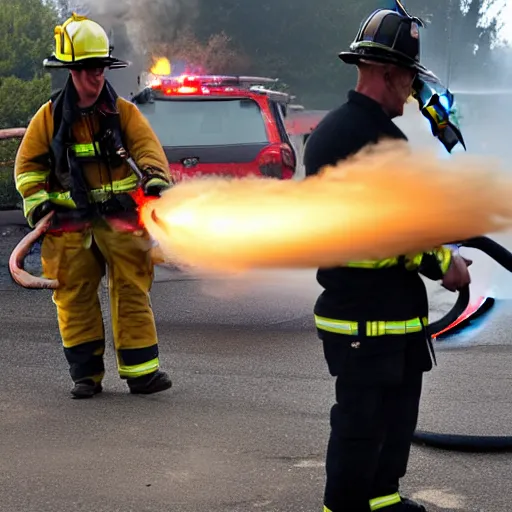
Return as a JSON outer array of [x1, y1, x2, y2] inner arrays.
[[131, 70, 325, 182]]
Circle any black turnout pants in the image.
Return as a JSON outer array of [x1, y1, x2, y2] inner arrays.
[[321, 331, 431, 512]]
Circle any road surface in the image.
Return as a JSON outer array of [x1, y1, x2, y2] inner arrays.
[[0, 215, 510, 512]]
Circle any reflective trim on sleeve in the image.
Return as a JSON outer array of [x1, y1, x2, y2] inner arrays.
[[434, 246, 452, 274], [345, 257, 400, 269], [23, 189, 50, 220], [144, 177, 169, 189], [15, 170, 50, 194], [403, 252, 424, 270], [48, 190, 77, 209], [370, 492, 401, 510]]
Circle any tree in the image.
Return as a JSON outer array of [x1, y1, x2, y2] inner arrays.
[[403, 0, 501, 86], [0, 0, 58, 81], [192, 0, 376, 108], [0, 75, 51, 129]]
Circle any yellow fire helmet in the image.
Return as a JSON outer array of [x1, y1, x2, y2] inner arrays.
[[43, 13, 128, 69]]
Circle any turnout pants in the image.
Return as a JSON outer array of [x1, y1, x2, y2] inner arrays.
[[321, 331, 432, 512], [41, 222, 160, 384]]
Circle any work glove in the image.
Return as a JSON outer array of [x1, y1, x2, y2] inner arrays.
[[141, 168, 172, 197], [30, 201, 91, 232], [30, 201, 54, 227], [442, 253, 472, 292]]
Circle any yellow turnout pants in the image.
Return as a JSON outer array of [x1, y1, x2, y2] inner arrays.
[[41, 222, 160, 383]]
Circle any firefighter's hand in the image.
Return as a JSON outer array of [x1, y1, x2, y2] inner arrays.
[[442, 254, 472, 292], [30, 201, 54, 227], [143, 177, 170, 197]]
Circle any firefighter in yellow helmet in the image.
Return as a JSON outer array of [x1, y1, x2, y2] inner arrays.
[[14, 13, 173, 398]]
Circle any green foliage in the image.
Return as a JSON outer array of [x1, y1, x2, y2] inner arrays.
[[193, 0, 369, 108], [0, 75, 51, 129], [192, 0, 499, 107], [0, 0, 58, 208], [0, 0, 58, 81]]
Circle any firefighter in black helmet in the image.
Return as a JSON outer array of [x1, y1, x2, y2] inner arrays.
[[304, 3, 471, 511]]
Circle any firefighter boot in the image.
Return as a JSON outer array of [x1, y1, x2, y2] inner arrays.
[[127, 370, 172, 395], [71, 379, 103, 399], [401, 498, 426, 511], [385, 498, 426, 511]]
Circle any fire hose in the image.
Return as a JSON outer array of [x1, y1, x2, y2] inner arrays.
[[413, 236, 512, 453]]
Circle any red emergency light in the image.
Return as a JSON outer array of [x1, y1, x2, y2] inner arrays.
[[151, 75, 206, 95], [149, 75, 281, 97]]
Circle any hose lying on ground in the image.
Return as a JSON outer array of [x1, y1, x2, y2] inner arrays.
[[414, 236, 512, 452]]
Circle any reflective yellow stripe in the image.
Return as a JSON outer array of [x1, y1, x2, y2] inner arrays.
[[314, 315, 358, 335], [144, 177, 169, 188], [346, 257, 399, 269], [315, 315, 428, 336], [48, 190, 77, 209], [22, 173, 139, 224], [370, 492, 401, 510], [323, 507, 333, 512], [15, 170, 50, 194], [118, 357, 159, 378], [404, 252, 423, 270], [433, 246, 452, 274], [23, 189, 50, 220], [365, 318, 425, 336], [72, 142, 101, 158], [89, 173, 139, 202], [346, 251, 447, 271]]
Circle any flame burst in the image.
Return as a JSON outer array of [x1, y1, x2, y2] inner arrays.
[[150, 57, 171, 76], [141, 141, 512, 273]]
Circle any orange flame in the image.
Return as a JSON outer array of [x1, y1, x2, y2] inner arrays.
[[140, 140, 512, 274], [150, 57, 171, 76]]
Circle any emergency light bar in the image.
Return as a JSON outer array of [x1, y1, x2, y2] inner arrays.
[[142, 73, 292, 103]]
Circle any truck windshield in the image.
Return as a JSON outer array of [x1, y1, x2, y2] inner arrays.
[[138, 98, 269, 147]]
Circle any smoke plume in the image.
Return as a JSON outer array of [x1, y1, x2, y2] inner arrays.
[[82, 0, 199, 54], [78, 0, 199, 96]]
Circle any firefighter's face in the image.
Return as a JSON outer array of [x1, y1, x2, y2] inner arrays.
[[70, 67, 106, 105], [384, 66, 416, 117]]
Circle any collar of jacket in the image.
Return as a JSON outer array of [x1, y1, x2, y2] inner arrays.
[[49, 76, 123, 213], [347, 90, 391, 116], [347, 89, 409, 141]]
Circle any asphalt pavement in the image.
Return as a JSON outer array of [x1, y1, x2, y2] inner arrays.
[[0, 215, 511, 512]]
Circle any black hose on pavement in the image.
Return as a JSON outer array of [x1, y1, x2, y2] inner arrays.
[[412, 236, 512, 452]]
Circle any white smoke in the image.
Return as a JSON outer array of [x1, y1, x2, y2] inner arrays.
[[79, 0, 199, 58], [69, 0, 199, 97]]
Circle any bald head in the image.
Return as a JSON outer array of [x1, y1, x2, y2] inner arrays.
[[355, 60, 416, 118]]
